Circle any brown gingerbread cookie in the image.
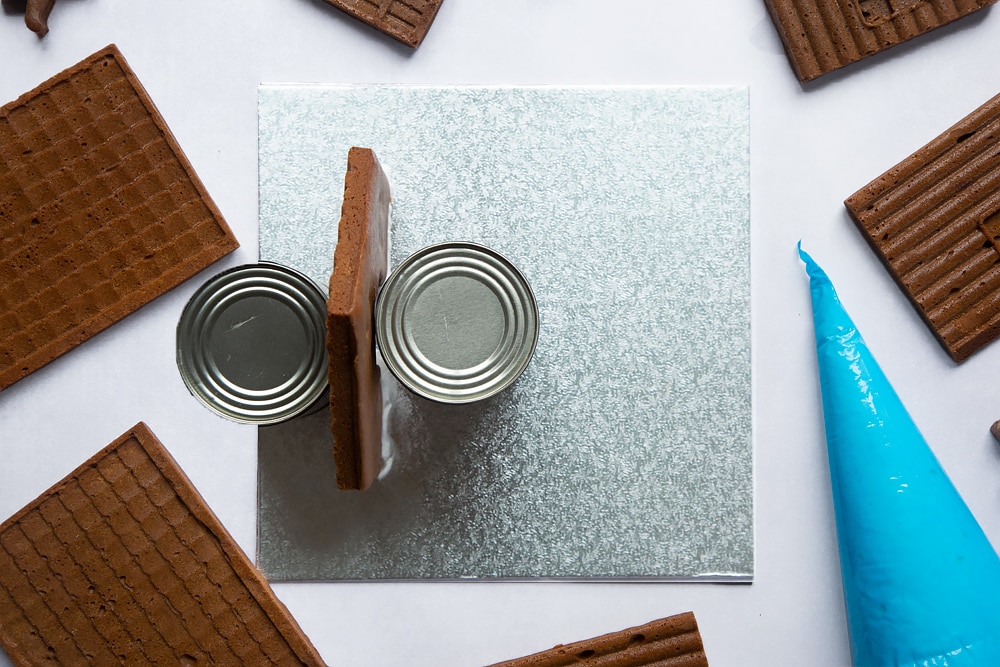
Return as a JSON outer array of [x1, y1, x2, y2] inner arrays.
[[486, 612, 709, 667], [845, 91, 1000, 362], [0, 44, 238, 391], [320, 0, 443, 48], [764, 0, 996, 83], [0, 423, 326, 665], [25, 0, 56, 35], [327, 147, 390, 490]]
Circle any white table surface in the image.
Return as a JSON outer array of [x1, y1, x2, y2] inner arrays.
[[2, 2, 1000, 665]]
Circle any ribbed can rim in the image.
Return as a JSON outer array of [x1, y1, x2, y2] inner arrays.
[[375, 242, 538, 404], [176, 262, 329, 424]]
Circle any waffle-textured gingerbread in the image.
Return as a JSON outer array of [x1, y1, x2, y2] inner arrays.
[[0, 44, 238, 391], [845, 91, 1000, 362], [486, 612, 709, 667], [321, 0, 443, 48], [0, 422, 326, 666], [764, 0, 997, 83], [327, 147, 390, 491]]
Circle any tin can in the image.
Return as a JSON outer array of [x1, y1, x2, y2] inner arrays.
[[176, 262, 329, 424], [375, 242, 538, 403]]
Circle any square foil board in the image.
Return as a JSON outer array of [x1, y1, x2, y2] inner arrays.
[[257, 85, 752, 580]]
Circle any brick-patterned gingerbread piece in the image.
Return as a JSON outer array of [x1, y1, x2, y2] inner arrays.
[[845, 91, 1000, 361], [321, 0, 444, 48], [763, 0, 997, 83], [0, 44, 238, 391], [0, 422, 326, 666], [486, 612, 709, 667]]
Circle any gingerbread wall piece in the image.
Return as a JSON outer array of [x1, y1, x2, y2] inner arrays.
[[0, 423, 326, 666], [845, 91, 1000, 361], [321, 0, 444, 48], [486, 612, 709, 667], [0, 44, 238, 391], [327, 147, 390, 491], [763, 0, 997, 83]]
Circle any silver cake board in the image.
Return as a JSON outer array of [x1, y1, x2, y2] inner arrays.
[[257, 85, 752, 581]]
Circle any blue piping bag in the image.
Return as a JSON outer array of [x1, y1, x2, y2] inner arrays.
[[800, 244, 1000, 667]]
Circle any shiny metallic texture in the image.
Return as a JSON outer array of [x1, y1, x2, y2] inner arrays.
[[176, 262, 328, 424], [375, 242, 538, 403]]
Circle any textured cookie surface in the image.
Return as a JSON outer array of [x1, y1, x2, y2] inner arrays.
[[845, 92, 1000, 362], [327, 147, 390, 491], [486, 612, 709, 667], [321, 0, 443, 48], [764, 0, 996, 83], [0, 422, 326, 666], [0, 44, 238, 391]]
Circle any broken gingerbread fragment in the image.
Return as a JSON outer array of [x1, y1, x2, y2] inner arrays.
[[24, 0, 56, 35], [764, 0, 997, 83], [0, 423, 326, 665]]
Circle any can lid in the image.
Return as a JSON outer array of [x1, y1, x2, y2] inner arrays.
[[375, 242, 538, 403], [176, 262, 329, 424]]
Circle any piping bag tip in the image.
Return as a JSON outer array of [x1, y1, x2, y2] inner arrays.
[[800, 245, 1000, 666]]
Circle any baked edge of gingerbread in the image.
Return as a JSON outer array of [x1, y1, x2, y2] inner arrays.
[[0, 422, 327, 666], [327, 147, 389, 490], [483, 612, 708, 667], [0, 44, 239, 391], [844, 91, 1000, 362], [319, 0, 444, 48]]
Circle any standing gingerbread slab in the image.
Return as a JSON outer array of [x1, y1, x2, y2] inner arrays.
[[327, 147, 390, 491]]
